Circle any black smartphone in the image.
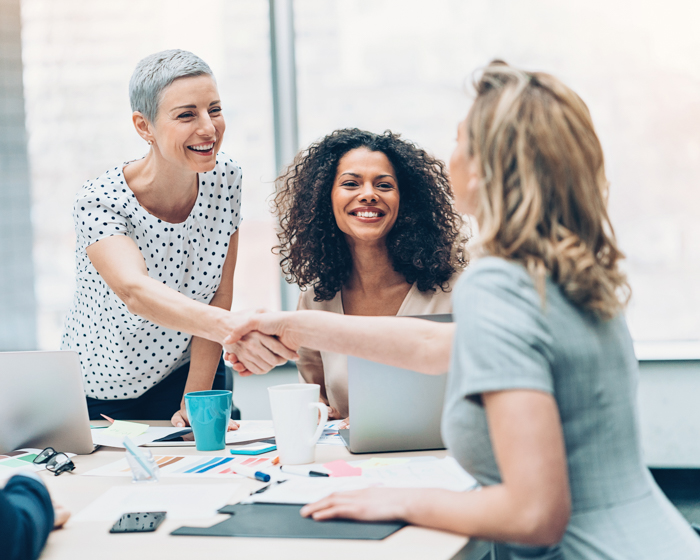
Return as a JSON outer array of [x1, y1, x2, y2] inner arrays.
[[109, 511, 167, 533]]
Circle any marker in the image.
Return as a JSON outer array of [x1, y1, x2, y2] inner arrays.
[[281, 465, 330, 477], [230, 464, 271, 483], [271, 456, 280, 465], [101, 414, 115, 424]]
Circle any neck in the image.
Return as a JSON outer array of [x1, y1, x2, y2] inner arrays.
[[124, 150, 198, 222], [344, 238, 407, 294]]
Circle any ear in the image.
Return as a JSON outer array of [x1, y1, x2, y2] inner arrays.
[[132, 111, 154, 144]]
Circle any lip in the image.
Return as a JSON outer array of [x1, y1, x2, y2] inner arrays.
[[187, 141, 216, 156], [349, 206, 386, 222]]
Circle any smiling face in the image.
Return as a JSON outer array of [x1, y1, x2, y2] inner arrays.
[[331, 148, 400, 246], [141, 74, 225, 173], [449, 116, 481, 216]]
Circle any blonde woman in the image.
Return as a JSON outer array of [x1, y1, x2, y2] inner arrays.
[[225, 62, 700, 558]]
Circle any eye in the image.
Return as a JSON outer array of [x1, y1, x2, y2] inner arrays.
[[341, 181, 359, 188], [177, 111, 195, 119], [377, 182, 395, 190], [209, 106, 222, 115]]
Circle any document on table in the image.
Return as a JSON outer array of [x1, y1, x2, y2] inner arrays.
[[82, 453, 276, 479], [72, 484, 239, 521], [250, 457, 478, 505], [92, 420, 276, 448], [91, 426, 186, 449]]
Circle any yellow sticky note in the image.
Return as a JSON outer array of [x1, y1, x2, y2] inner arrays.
[[102, 420, 149, 438], [358, 457, 411, 469]]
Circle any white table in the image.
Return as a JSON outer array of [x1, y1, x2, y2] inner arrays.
[[38, 422, 470, 560]]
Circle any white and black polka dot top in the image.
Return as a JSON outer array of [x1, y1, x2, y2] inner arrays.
[[61, 153, 242, 400]]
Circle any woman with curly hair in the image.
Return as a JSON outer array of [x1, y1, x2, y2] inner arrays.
[[271, 128, 468, 419]]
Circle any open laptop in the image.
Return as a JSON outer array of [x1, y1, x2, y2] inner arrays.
[[0, 351, 94, 454], [340, 313, 452, 454]]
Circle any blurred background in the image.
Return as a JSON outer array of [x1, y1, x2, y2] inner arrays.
[[2, 0, 700, 352]]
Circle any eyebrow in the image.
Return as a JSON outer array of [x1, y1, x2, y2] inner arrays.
[[339, 172, 397, 180], [171, 100, 221, 111]]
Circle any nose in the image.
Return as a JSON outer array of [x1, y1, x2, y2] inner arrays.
[[358, 181, 378, 203], [197, 111, 216, 138]]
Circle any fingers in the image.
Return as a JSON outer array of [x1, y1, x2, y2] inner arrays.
[[227, 332, 293, 375], [171, 409, 188, 428], [260, 335, 300, 362], [227, 419, 240, 431], [53, 504, 71, 528], [300, 493, 364, 521]]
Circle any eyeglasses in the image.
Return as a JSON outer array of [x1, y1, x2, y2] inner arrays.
[[33, 447, 76, 476]]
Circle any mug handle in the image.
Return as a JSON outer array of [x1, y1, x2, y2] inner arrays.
[[308, 402, 329, 446]]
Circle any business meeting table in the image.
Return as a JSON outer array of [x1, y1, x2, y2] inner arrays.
[[38, 421, 477, 560]]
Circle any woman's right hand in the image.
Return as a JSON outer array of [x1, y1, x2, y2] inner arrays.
[[224, 330, 298, 376]]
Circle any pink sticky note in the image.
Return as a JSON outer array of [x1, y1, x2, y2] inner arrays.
[[323, 459, 362, 477]]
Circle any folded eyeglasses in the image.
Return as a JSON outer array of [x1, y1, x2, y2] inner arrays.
[[32, 447, 76, 476]]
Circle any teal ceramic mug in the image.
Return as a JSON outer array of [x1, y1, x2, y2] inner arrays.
[[184, 390, 232, 451]]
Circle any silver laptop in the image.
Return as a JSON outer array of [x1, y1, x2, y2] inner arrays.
[[0, 351, 94, 454], [340, 313, 451, 454]]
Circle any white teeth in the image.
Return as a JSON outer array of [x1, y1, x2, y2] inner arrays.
[[189, 143, 214, 152], [355, 211, 380, 218]]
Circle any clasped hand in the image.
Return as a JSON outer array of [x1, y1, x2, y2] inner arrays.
[[222, 311, 299, 377]]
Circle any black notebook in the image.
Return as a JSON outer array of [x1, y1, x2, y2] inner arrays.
[[171, 503, 405, 540]]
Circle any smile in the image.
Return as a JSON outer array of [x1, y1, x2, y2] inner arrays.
[[351, 211, 384, 218], [187, 143, 215, 153]]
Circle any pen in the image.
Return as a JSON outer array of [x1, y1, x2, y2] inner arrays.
[[230, 464, 271, 483], [281, 465, 330, 477], [100, 414, 115, 424]]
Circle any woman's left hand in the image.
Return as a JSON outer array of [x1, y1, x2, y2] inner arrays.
[[300, 488, 410, 522], [171, 408, 239, 431]]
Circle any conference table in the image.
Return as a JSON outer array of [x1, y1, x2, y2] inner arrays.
[[37, 421, 475, 560]]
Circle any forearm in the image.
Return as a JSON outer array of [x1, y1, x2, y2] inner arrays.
[[278, 311, 453, 375], [120, 276, 235, 344], [181, 290, 232, 398], [404, 485, 563, 546]]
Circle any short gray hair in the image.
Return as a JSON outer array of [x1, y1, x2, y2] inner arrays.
[[129, 49, 214, 123]]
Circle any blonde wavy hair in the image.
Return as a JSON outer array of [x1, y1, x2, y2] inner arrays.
[[467, 61, 630, 319]]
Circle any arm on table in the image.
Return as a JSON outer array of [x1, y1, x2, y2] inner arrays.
[[226, 311, 454, 375], [0, 475, 59, 560], [301, 389, 571, 546]]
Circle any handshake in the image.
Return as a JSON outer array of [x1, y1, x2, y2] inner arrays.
[[221, 310, 300, 377]]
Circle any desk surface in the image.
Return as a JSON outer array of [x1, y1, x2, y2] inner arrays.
[[39, 422, 468, 560]]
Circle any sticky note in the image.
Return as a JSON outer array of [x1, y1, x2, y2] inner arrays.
[[323, 459, 362, 477], [101, 420, 149, 438]]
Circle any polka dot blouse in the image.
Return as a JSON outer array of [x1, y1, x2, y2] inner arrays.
[[61, 153, 242, 400]]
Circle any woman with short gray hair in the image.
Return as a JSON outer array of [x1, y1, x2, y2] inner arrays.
[[61, 50, 295, 427]]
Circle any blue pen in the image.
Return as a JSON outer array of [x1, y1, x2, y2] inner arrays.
[[230, 464, 271, 482], [123, 436, 155, 479]]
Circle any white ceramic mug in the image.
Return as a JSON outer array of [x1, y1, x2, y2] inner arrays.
[[268, 384, 328, 465]]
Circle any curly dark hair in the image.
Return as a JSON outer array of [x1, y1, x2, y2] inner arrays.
[[273, 128, 468, 302]]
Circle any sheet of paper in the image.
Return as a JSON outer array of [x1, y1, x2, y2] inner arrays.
[[225, 420, 275, 444], [72, 484, 239, 521], [317, 421, 346, 446], [92, 427, 185, 449], [82, 453, 275, 479], [357, 457, 410, 469], [101, 420, 149, 438], [251, 457, 478, 505]]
